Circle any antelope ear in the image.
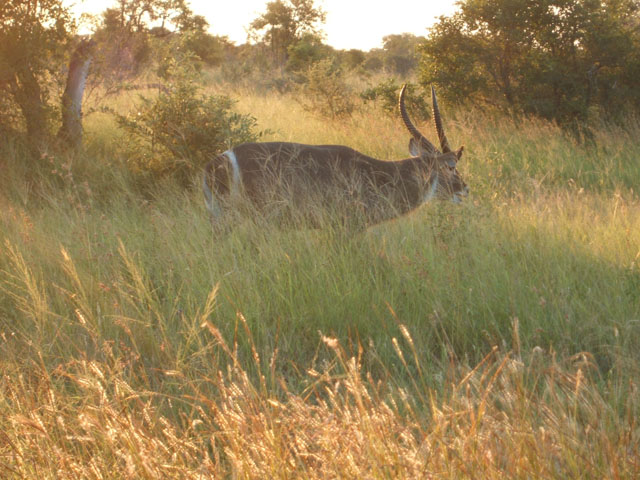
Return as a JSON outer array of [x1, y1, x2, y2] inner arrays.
[[409, 138, 421, 157], [456, 146, 464, 160]]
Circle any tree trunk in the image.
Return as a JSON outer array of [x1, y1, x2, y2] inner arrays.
[[58, 39, 94, 150], [12, 69, 49, 152]]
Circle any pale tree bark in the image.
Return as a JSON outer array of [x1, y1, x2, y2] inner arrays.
[[58, 39, 94, 150]]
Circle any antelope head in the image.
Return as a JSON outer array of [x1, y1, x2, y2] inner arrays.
[[399, 84, 468, 204]]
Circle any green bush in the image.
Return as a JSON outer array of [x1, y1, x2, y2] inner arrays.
[[116, 81, 260, 185], [286, 33, 333, 73], [419, 0, 640, 127], [361, 79, 431, 123], [183, 31, 229, 67], [298, 59, 354, 118]]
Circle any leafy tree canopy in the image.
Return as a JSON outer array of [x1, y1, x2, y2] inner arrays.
[[0, 0, 74, 146], [249, 0, 326, 65], [419, 0, 640, 126], [286, 32, 333, 73], [382, 34, 425, 74]]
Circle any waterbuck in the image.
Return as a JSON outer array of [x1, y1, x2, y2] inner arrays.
[[203, 85, 468, 228]]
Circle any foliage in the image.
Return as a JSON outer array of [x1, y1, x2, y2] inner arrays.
[[340, 49, 367, 71], [249, 0, 326, 65], [152, 33, 203, 80], [116, 81, 260, 184], [336, 35, 425, 77], [297, 58, 355, 118], [159, 2, 230, 67], [286, 32, 333, 73], [101, 0, 191, 32], [90, 0, 225, 90], [0, 0, 74, 148], [381, 33, 425, 74], [89, 0, 202, 81], [419, 0, 640, 127], [214, 43, 294, 93], [91, 7, 153, 83], [182, 31, 230, 67], [361, 79, 432, 123], [0, 87, 22, 135], [362, 52, 384, 72]]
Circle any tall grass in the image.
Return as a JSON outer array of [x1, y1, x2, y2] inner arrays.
[[0, 87, 638, 477]]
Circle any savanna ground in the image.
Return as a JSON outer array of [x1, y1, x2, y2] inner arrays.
[[1, 80, 639, 478]]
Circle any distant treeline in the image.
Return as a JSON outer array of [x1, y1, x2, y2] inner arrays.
[[3, 0, 640, 151]]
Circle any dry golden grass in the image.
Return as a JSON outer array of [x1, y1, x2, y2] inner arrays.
[[1, 322, 637, 478], [1, 84, 639, 478]]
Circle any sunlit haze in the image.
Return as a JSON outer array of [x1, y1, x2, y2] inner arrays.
[[68, 0, 458, 50]]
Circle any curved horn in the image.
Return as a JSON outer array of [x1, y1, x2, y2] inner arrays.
[[431, 86, 451, 153], [399, 84, 439, 155]]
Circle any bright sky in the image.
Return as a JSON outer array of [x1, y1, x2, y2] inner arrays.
[[68, 0, 458, 51]]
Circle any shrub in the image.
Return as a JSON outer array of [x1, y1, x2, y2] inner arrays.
[[116, 81, 260, 185], [298, 59, 354, 118], [286, 33, 333, 73], [183, 31, 229, 67], [361, 79, 431, 123]]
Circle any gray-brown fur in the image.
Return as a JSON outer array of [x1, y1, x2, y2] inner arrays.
[[203, 86, 468, 227]]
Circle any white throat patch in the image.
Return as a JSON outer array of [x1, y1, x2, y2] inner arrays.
[[422, 175, 439, 204]]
